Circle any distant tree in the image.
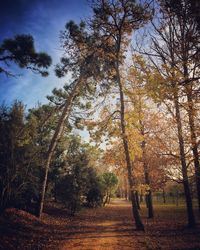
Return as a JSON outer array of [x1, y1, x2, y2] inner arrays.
[[55, 135, 103, 215], [86, 185, 103, 208], [100, 172, 118, 205], [0, 34, 52, 77], [0, 102, 40, 213]]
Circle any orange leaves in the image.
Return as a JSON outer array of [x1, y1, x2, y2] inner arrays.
[[102, 142, 126, 169]]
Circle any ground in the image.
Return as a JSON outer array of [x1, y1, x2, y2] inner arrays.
[[0, 199, 200, 250]]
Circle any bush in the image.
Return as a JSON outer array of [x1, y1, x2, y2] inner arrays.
[[86, 187, 103, 208]]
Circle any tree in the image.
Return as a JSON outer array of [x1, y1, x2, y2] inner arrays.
[[124, 56, 155, 218], [89, 0, 151, 231], [54, 135, 103, 215], [140, 0, 197, 226], [0, 102, 41, 213], [163, 0, 200, 213], [0, 98, 104, 215], [100, 172, 118, 205], [0, 34, 52, 76], [37, 20, 104, 217], [38, 1, 152, 229]]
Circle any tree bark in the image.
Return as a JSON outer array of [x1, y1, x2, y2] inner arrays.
[[162, 188, 166, 204], [37, 78, 83, 218], [117, 66, 144, 231], [135, 191, 140, 210], [173, 87, 196, 227], [185, 85, 200, 212], [145, 189, 153, 218], [124, 176, 128, 200], [141, 140, 154, 218], [140, 118, 154, 218]]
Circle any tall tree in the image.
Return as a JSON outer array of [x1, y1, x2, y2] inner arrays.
[[37, 1, 152, 226], [142, 0, 197, 226], [125, 56, 155, 218], [89, 0, 151, 230], [37, 20, 105, 217], [164, 0, 200, 213]]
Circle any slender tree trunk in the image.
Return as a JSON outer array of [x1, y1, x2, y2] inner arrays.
[[135, 191, 140, 210], [124, 176, 128, 200], [145, 191, 153, 218], [142, 143, 154, 218], [176, 189, 179, 206], [37, 78, 82, 218], [162, 188, 166, 204], [140, 120, 154, 218], [185, 86, 200, 212], [173, 88, 196, 227], [117, 66, 144, 231]]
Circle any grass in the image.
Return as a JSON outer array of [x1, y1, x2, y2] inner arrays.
[[138, 201, 200, 250]]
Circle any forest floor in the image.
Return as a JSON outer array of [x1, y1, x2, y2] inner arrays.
[[0, 199, 200, 250]]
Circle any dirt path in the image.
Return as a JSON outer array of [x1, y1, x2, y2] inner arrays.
[[1, 199, 200, 249], [59, 199, 145, 250], [0, 199, 145, 250]]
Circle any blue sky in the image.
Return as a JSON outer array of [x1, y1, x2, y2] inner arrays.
[[0, 0, 90, 108]]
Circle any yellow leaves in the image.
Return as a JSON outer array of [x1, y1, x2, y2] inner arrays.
[[131, 184, 151, 194], [102, 142, 126, 170], [132, 54, 146, 69], [83, 120, 98, 130], [127, 128, 143, 161]]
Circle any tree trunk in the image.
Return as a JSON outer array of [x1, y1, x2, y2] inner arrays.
[[135, 191, 140, 210], [173, 88, 196, 227], [141, 124, 154, 218], [146, 190, 153, 218], [37, 78, 83, 218], [185, 86, 200, 212], [162, 188, 166, 204], [143, 159, 154, 218], [117, 66, 144, 231], [124, 177, 128, 200]]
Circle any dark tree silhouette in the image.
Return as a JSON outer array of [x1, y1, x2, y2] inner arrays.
[[0, 34, 52, 77]]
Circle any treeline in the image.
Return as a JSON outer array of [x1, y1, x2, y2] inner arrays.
[[0, 101, 118, 215]]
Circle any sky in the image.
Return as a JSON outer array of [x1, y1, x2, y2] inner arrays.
[[0, 0, 90, 108]]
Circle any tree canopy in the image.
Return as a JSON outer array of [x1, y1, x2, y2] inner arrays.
[[0, 34, 52, 77]]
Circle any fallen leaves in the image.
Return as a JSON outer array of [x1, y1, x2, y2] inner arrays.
[[0, 200, 200, 250]]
